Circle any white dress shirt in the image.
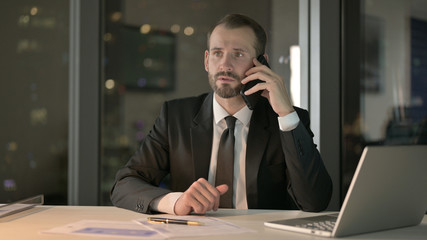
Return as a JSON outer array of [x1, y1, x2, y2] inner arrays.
[[210, 97, 252, 209], [151, 95, 300, 214]]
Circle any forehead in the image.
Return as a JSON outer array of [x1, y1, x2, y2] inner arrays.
[[209, 25, 256, 53]]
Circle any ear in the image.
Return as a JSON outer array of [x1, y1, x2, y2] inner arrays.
[[263, 53, 269, 63], [204, 50, 209, 72]]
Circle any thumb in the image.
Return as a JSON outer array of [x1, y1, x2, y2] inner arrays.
[[216, 184, 229, 195]]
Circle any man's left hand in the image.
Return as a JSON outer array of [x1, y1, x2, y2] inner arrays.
[[241, 58, 295, 117]]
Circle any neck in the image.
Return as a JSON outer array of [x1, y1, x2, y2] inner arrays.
[[214, 93, 246, 115]]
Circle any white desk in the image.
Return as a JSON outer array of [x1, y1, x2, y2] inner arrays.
[[2, 206, 427, 239]]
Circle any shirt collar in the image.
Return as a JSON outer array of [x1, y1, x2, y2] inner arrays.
[[213, 94, 252, 127]]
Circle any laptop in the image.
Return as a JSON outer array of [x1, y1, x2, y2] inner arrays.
[[0, 195, 44, 218], [264, 145, 427, 237]]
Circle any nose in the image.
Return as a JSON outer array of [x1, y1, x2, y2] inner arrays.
[[219, 54, 233, 72]]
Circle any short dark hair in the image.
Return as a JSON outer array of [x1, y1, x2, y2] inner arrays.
[[207, 14, 267, 56]]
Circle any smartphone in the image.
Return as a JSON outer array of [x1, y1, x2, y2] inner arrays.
[[240, 55, 270, 110]]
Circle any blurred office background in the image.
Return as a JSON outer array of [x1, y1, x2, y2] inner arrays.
[[0, 0, 426, 210]]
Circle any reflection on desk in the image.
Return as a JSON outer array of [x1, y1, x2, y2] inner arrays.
[[2, 206, 427, 240]]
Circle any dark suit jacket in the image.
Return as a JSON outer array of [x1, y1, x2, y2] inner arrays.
[[111, 92, 332, 213]]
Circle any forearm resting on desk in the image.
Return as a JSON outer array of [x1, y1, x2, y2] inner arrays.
[[150, 192, 183, 215]]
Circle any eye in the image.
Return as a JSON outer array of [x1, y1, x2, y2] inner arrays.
[[234, 52, 244, 58], [212, 51, 223, 57]]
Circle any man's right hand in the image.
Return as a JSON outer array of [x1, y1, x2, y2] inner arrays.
[[174, 178, 228, 216]]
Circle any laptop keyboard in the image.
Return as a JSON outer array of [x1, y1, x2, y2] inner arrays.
[[297, 220, 336, 232]]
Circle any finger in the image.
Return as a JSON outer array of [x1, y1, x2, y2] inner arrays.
[[174, 194, 194, 216], [198, 180, 227, 211], [195, 178, 220, 198], [244, 68, 268, 83], [196, 178, 223, 198], [241, 66, 274, 85], [176, 182, 216, 216], [216, 184, 229, 195], [241, 71, 260, 85], [213, 184, 229, 211], [242, 80, 267, 96], [181, 189, 209, 214], [189, 181, 216, 213], [253, 57, 262, 66], [245, 59, 271, 77], [189, 179, 221, 213], [195, 180, 225, 212]]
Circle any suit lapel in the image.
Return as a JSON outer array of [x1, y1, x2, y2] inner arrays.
[[190, 92, 214, 180], [245, 101, 270, 208]]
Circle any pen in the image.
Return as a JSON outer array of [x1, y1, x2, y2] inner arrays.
[[147, 217, 204, 226]]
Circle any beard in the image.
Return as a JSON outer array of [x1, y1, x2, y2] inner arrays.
[[208, 71, 243, 98]]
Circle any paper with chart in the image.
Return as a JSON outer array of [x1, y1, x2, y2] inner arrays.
[[43, 220, 167, 239], [43, 214, 254, 239]]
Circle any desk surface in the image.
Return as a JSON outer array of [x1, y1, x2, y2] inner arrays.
[[2, 206, 427, 240]]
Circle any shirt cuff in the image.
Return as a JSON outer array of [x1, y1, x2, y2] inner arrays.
[[150, 192, 183, 215], [278, 111, 300, 131]]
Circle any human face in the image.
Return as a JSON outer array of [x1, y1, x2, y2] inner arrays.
[[205, 25, 257, 98]]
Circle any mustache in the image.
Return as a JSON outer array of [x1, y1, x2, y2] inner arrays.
[[214, 71, 241, 81]]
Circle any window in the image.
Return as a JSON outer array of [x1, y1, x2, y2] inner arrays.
[[342, 0, 427, 200], [0, 1, 69, 204]]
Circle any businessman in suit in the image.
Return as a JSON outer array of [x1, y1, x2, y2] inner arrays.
[[111, 13, 332, 216]]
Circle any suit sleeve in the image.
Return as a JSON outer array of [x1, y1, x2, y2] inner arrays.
[[280, 109, 333, 212], [110, 102, 172, 214]]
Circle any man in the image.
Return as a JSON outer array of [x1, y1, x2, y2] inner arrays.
[[111, 14, 332, 216]]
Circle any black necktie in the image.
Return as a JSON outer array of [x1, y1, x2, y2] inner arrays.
[[216, 116, 236, 208]]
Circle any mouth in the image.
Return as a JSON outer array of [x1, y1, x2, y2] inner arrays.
[[215, 71, 240, 84], [217, 75, 235, 83]]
